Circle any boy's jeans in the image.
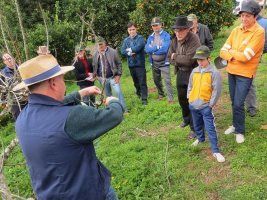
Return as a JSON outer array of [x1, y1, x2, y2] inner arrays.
[[189, 105, 219, 153]]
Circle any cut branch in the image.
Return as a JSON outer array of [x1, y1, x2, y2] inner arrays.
[[0, 14, 11, 55], [14, 0, 29, 60], [39, 2, 49, 49]]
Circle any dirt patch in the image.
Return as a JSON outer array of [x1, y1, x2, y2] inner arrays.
[[148, 87, 157, 94], [135, 124, 178, 137]]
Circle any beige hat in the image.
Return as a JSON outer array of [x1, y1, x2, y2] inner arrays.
[[187, 14, 197, 21], [37, 46, 50, 55], [13, 54, 74, 91]]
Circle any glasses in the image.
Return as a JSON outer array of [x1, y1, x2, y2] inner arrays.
[[3, 57, 12, 62], [151, 24, 160, 27], [174, 28, 187, 33]]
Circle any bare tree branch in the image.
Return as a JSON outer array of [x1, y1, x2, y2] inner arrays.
[[38, 2, 49, 49], [0, 13, 11, 55], [14, 0, 29, 60]]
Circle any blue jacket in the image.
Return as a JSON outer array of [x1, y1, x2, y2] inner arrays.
[[145, 30, 171, 65], [257, 15, 267, 53], [16, 93, 124, 200], [121, 34, 146, 68]]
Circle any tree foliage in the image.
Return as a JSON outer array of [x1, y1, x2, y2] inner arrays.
[[130, 0, 235, 38]]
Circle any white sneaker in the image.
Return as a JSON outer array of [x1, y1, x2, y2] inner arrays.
[[236, 134, 245, 143], [192, 139, 200, 146], [224, 125, 235, 135], [213, 153, 226, 163]]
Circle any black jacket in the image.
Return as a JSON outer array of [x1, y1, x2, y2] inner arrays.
[[197, 23, 214, 50], [74, 58, 94, 88]]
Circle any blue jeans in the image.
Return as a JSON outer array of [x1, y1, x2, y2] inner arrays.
[[190, 105, 219, 153], [99, 77, 127, 110], [105, 186, 119, 200], [228, 73, 252, 134]]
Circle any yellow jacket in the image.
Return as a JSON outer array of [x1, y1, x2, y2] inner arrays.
[[187, 64, 222, 109], [220, 22, 264, 78]]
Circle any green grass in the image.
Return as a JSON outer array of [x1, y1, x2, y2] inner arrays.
[[1, 33, 267, 199]]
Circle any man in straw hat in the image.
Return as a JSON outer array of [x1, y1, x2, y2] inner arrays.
[[168, 15, 201, 139], [14, 54, 124, 199], [220, 0, 264, 143]]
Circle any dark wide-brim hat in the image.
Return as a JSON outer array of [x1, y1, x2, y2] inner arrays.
[[214, 56, 228, 69], [172, 16, 193, 29]]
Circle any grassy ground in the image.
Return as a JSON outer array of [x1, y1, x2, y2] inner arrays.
[[1, 31, 267, 199]]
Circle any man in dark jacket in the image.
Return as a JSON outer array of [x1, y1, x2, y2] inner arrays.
[[121, 22, 148, 105], [168, 16, 201, 139], [187, 14, 214, 50], [93, 38, 127, 110], [14, 54, 124, 200]]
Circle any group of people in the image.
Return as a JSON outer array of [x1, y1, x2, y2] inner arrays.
[[0, 0, 265, 199]]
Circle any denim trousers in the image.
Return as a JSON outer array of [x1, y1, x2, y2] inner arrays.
[[228, 73, 252, 134], [105, 186, 119, 200], [189, 105, 219, 153], [99, 77, 127, 110]]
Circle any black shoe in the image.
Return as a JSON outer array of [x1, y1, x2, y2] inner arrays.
[[179, 121, 189, 128], [142, 100, 148, 105], [248, 109, 257, 117]]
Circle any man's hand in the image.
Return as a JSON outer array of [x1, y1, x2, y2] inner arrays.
[[79, 86, 101, 98], [171, 53, 176, 60], [114, 75, 120, 84], [104, 96, 119, 106]]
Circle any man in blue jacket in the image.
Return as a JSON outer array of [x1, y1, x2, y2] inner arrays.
[[145, 17, 174, 103], [14, 54, 124, 200], [121, 22, 148, 105]]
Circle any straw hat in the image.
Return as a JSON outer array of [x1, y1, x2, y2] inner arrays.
[[13, 54, 74, 91], [37, 46, 50, 55]]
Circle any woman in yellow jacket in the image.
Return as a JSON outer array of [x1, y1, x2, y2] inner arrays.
[[220, 0, 264, 143]]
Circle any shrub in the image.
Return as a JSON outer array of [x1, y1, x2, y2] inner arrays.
[[130, 0, 236, 38]]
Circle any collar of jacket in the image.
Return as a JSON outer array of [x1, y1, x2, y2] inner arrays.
[[151, 29, 163, 36], [29, 93, 63, 106], [195, 63, 214, 73], [240, 22, 258, 32]]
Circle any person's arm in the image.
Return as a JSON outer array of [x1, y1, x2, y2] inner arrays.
[[167, 39, 176, 65], [154, 33, 171, 55], [172, 36, 201, 67], [187, 70, 194, 99], [229, 30, 264, 62], [209, 70, 222, 107], [114, 50, 122, 76], [65, 98, 124, 143], [204, 26, 214, 51], [131, 36, 146, 53], [121, 39, 128, 56], [145, 36, 157, 54], [63, 92, 82, 105], [220, 29, 235, 61]]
